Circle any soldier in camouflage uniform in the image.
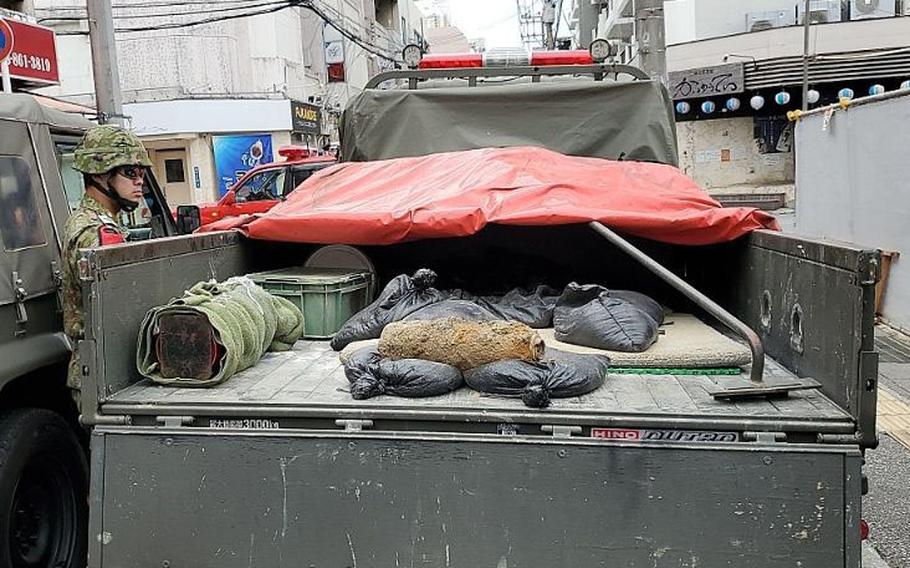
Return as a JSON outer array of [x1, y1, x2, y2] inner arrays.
[[63, 125, 152, 410]]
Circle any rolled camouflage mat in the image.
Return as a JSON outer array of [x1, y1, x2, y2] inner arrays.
[[377, 318, 544, 371], [137, 276, 304, 387]]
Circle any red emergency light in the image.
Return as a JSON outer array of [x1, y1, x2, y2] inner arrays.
[[418, 53, 483, 69], [277, 145, 317, 161], [417, 49, 594, 70]]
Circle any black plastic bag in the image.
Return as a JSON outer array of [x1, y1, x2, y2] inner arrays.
[[464, 348, 609, 408], [473, 285, 561, 328], [553, 283, 663, 352], [404, 299, 499, 322], [331, 269, 447, 350], [344, 347, 464, 400]]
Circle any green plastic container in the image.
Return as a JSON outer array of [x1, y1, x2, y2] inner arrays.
[[248, 267, 374, 339]]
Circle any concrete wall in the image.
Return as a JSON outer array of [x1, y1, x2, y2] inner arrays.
[[677, 117, 794, 190], [795, 93, 910, 329], [300, 0, 373, 113], [188, 136, 217, 204], [668, 16, 910, 71], [124, 99, 292, 136], [665, 0, 801, 45], [35, 1, 325, 104]]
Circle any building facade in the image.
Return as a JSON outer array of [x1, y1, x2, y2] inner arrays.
[[32, 0, 425, 205], [565, 0, 910, 204]]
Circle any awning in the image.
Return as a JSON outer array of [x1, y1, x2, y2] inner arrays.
[[745, 47, 910, 90]]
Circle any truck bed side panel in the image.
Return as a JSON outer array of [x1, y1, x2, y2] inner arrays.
[[700, 230, 879, 446], [83, 233, 248, 406], [91, 429, 861, 568]]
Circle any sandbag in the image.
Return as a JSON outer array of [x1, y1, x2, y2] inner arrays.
[[378, 318, 545, 370], [553, 283, 662, 352], [344, 347, 464, 399], [404, 299, 499, 322], [464, 348, 610, 408], [137, 277, 304, 387], [473, 285, 560, 328], [330, 269, 447, 350]]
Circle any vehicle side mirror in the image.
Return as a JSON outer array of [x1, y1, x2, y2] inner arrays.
[[176, 205, 201, 235]]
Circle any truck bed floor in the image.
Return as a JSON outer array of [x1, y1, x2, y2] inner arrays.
[[106, 341, 853, 432]]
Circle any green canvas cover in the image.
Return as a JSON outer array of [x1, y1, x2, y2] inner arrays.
[[340, 79, 678, 166]]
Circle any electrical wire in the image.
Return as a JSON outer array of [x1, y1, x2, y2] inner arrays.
[[55, 1, 298, 34], [310, 0, 373, 38], [39, 1, 291, 23], [49, 0, 402, 63], [307, 2, 402, 63]]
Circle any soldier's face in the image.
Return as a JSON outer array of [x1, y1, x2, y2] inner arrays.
[[108, 165, 146, 203]]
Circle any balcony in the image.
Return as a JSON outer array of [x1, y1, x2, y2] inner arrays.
[[601, 0, 634, 41]]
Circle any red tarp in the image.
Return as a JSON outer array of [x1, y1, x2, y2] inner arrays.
[[203, 146, 779, 246]]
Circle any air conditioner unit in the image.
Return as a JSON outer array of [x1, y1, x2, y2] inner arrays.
[[747, 10, 797, 32], [851, 0, 896, 20], [798, 0, 843, 24]]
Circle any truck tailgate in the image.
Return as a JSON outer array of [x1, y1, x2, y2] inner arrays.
[[89, 427, 862, 568]]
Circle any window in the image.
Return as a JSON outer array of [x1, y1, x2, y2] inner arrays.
[[235, 169, 286, 202], [0, 156, 46, 251], [164, 158, 186, 183], [753, 117, 793, 154], [55, 141, 85, 210], [289, 163, 333, 196]]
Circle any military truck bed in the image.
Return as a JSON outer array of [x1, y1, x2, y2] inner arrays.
[[104, 340, 853, 434], [82, 231, 875, 568]]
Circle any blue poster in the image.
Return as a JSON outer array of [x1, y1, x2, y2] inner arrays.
[[212, 134, 274, 196]]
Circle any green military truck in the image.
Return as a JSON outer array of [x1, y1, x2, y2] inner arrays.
[[85, 63, 879, 567], [0, 94, 176, 568]]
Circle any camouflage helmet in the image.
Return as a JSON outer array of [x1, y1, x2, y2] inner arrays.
[[73, 125, 152, 174]]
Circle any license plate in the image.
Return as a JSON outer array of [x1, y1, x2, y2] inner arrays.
[[590, 428, 739, 442]]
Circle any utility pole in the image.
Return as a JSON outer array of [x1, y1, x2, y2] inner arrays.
[[542, 0, 556, 50], [86, 0, 124, 125], [801, 0, 811, 111], [577, 0, 598, 48], [635, 0, 667, 85]]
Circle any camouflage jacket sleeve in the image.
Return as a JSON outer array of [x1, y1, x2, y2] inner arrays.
[[66, 224, 101, 273], [62, 223, 102, 339]]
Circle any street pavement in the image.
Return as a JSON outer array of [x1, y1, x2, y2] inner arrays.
[[864, 325, 910, 568]]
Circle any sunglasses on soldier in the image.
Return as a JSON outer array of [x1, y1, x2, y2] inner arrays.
[[115, 165, 147, 181]]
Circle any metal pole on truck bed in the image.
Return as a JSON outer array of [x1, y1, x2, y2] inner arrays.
[[588, 222, 822, 399], [588, 221, 765, 383]]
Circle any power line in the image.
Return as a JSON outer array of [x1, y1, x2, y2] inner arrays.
[[39, 1, 291, 23], [49, 0, 402, 63], [302, 2, 403, 64], [310, 0, 373, 38], [308, 3, 402, 64], [56, 1, 296, 34]]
